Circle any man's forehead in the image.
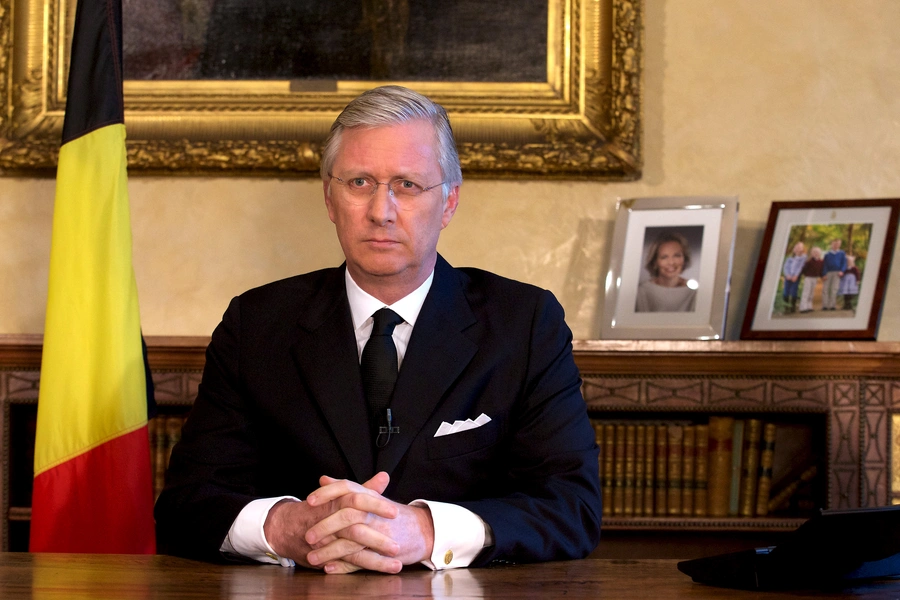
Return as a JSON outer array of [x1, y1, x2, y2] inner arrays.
[[339, 120, 437, 143], [334, 121, 441, 170]]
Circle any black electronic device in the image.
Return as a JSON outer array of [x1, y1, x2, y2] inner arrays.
[[677, 505, 900, 590]]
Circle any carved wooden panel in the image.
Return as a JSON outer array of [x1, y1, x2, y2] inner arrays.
[[891, 382, 900, 408], [863, 382, 890, 507], [152, 372, 203, 406], [708, 381, 767, 408], [770, 381, 830, 408], [3, 372, 39, 402], [645, 380, 704, 407], [581, 379, 641, 406]]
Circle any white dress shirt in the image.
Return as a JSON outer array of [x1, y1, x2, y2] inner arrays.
[[220, 269, 487, 570]]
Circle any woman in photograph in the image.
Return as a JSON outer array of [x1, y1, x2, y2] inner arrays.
[[839, 255, 861, 311], [635, 231, 697, 312]]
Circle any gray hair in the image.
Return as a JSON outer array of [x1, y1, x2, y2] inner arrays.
[[320, 86, 463, 198]]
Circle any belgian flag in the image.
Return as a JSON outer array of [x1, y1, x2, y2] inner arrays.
[[29, 0, 156, 552]]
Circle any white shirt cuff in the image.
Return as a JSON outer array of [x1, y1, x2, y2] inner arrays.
[[411, 500, 486, 570], [220, 496, 299, 567]]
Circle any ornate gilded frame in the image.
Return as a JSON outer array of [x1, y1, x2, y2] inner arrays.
[[0, 0, 641, 178]]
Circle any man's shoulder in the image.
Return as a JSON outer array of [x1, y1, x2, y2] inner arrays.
[[440, 262, 564, 322], [236, 267, 343, 306], [450, 264, 546, 297]]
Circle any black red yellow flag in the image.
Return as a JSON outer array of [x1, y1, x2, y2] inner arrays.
[[30, 0, 155, 553]]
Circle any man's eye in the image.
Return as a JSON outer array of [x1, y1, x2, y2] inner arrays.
[[349, 178, 369, 188], [396, 180, 423, 193]]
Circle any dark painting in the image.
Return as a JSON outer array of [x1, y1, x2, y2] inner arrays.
[[123, 0, 548, 82]]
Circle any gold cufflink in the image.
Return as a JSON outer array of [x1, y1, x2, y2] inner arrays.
[[444, 549, 453, 565]]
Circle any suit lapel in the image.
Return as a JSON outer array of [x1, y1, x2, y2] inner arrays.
[[289, 267, 374, 482], [376, 256, 478, 474]]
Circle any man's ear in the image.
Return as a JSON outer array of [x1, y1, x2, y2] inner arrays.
[[441, 185, 460, 229], [323, 179, 337, 223]]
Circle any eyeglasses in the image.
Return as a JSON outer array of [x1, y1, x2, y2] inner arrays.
[[329, 175, 445, 209]]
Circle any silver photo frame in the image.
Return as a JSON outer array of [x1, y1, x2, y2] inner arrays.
[[601, 196, 738, 340]]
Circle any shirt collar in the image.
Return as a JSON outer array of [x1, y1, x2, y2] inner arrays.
[[345, 268, 434, 331]]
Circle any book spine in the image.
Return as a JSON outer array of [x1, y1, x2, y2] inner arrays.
[[681, 424, 695, 516], [707, 416, 735, 517], [654, 424, 668, 516], [634, 424, 646, 516], [602, 424, 615, 517], [755, 423, 777, 516], [592, 420, 604, 449], [644, 424, 656, 516], [592, 420, 605, 513], [728, 420, 745, 516], [693, 424, 709, 517], [624, 424, 636, 517], [768, 465, 818, 513], [738, 419, 763, 517], [613, 424, 626, 516], [666, 424, 683, 516]]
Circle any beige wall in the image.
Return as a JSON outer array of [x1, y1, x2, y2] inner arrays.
[[3, 0, 900, 340]]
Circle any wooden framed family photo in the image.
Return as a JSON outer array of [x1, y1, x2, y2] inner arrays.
[[601, 196, 739, 340], [741, 199, 900, 340], [0, 0, 642, 178]]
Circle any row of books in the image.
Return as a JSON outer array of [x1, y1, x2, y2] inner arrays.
[[148, 414, 187, 500], [592, 417, 818, 518]]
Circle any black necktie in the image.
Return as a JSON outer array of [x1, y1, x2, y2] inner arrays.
[[361, 308, 404, 442]]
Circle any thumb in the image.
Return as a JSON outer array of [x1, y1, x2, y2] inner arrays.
[[362, 471, 391, 495]]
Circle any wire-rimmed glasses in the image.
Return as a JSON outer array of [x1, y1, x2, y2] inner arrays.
[[329, 175, 445, 209]]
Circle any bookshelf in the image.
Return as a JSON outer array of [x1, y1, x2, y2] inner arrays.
[[2, 336, 900, 552], [0, 335, 205, 551]]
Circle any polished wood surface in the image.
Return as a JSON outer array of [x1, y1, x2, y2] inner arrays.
[[1, 553, 899, 599]]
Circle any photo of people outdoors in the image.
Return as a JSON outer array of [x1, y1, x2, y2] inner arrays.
[[772, 223, 872, 318], [635, 226, 704, 313]]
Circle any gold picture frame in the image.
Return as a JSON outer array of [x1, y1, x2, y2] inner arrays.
[[0, 0, 641, 178]]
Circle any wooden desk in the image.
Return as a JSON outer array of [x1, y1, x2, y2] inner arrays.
[[1, 553, 899, 599]]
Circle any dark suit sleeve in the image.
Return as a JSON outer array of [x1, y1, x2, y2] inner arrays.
[[457, 290, 602, 565], [154, 296, 262, 561]]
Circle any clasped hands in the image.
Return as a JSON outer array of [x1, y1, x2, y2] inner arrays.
[[263, 471, 434, 574]]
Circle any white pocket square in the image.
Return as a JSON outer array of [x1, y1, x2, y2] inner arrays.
[[434, 413, 491, 437]]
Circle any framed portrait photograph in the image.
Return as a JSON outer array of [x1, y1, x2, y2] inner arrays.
[[601, 196, 739, 340], [741, 199, 900, 340]]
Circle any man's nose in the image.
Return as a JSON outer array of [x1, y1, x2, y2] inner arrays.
[[367, 183, 398, 224]]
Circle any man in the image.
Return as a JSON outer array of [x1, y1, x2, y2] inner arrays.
[[154, 85, 602, 574], [821, 238, 847, 310]]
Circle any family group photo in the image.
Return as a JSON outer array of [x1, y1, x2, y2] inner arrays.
[[772, 223, 872, 319]]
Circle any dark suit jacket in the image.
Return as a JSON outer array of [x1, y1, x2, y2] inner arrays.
[[155, 255, 602, 565]]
